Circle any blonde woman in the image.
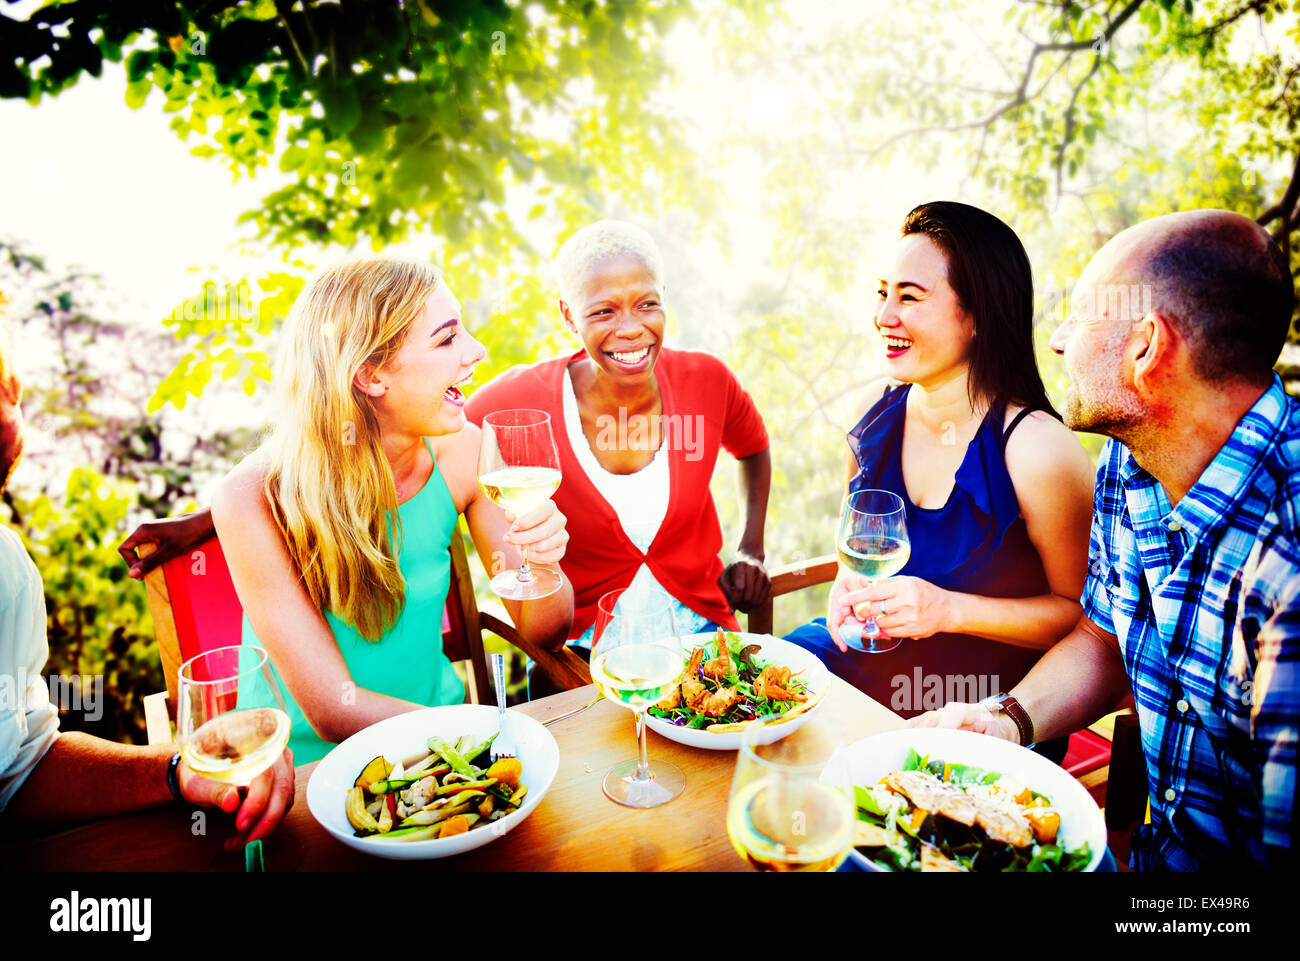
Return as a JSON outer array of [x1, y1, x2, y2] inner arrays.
[[188, 259, 573, 763]]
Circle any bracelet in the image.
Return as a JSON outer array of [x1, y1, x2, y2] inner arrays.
[[166, 751, 185, 803]]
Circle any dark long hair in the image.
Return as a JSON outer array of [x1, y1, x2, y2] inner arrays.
[[901, 201, 1059, 419]]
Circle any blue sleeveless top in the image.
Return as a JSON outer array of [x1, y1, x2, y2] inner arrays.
[[843, 384, 1050, 713], [241, 438, 465, 763]]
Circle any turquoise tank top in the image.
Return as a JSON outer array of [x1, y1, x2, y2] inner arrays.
[[241, 438, 466, 763]]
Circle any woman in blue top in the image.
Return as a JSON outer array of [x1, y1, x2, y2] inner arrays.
[[787, 202, 1095, 760], [207, 258, 574, 763]]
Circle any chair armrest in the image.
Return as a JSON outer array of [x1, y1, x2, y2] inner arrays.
[[747, 554, 839, 635], [143, 691, 174, 746], [479, 612, 592, 691], [769, 554, 839, 597]]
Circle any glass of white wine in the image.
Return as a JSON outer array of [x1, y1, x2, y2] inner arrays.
[[177, 645, 291, 787], [836, 488, 910, 653], [726, 715, 854, 872], [478, 409, 564, 601], [589, 587, 687, 808]]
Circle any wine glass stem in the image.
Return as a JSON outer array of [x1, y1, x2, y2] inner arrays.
[[517, 546, 534, 584], [633, 709, 652, 782], [862, 577, 879, 638]]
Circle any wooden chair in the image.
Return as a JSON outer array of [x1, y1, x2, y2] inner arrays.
[[134, 519, 590, 746], [744, 552, 1147, 828]]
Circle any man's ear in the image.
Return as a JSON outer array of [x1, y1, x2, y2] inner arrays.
[[352, 362, 386, 398], [559, 300, 577, 335], [1131, 311, 1179, 394]]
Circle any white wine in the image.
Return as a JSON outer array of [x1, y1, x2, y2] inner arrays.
[[727, 777, 854, 872], [590, 644, 685, 710], [478, 466, 562, 516], [838, 535, 910, 579], [181, 707, 290, 786]]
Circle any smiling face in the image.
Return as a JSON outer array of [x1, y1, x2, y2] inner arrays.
[[370, 279, 486, 438], [561, 253, 666, 386], [875, 234, 974, 387]]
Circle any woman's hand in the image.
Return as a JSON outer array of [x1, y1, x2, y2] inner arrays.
[[177, 747, 296, 851], [718, 551, 770, 612], [503, 499, 569, 566], [848, 576, 954, 640], [119, 509, 216, 579], [826, 569, 873, 652]]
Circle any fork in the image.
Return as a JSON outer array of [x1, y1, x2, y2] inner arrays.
[[489, 652, 517, 762]]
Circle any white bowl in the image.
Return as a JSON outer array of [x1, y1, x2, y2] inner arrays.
[[643, 632, 831, 751], [306, 704, 559, 860], [839, 727, 1107, 872]]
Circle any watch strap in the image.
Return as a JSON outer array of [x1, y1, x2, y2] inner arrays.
[[166, 751, 185, 803], [984, 693, 1034, 747]]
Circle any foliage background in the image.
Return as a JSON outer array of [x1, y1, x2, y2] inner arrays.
[[1, 0, 1296, 739]]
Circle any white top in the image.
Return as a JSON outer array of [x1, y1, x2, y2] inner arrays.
[[562, 369, 709, 643], [0, 523, 60, 812]]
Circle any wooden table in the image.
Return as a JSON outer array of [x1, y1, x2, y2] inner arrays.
[[4, 678, 903, 872]]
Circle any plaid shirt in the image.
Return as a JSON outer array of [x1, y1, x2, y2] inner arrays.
[[1083, 375, 1299, 870]]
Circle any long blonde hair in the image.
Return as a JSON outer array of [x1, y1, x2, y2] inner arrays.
[[263, 258, 441, 641]]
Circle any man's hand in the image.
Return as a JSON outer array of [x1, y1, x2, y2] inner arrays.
[[906, 702, 1020, 743], [177, 748, 295, 851], [119, 509, 216, 579], [718, 552, 770, 613]]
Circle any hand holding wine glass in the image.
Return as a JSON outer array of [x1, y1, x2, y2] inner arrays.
[[831, 489, 910, 653], [177, 644, 297, 850], [478, 409, 564, 601]]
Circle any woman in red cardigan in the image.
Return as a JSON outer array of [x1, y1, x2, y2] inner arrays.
[[465, 220, 772, 690]]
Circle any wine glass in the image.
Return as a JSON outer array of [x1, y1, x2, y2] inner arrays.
[[177, 644, 290, 786], [588, 587, 687, 808], [836, 488, 910, 653], [726, 715, 854, 871], [478, 409, 564, 601]]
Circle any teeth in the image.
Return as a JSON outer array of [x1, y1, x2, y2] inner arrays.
[[611, 347, 650, 363], [884, 337, 912, 349]]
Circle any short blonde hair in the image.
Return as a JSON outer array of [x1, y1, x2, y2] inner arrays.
[[554, 220, 665, 306]]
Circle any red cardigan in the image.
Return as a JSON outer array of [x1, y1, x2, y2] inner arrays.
[[465, 347, 769, 640]]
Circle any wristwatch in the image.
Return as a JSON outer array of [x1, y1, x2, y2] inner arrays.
[[979, 693, 1034, 748]]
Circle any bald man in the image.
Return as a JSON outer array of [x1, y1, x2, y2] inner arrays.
[[911, 210, 1298, 870]]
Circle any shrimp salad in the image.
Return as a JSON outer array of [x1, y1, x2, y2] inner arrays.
[[344, 733, 528, 842], [853, 749, 1092, 872], [648, 629, 812, 732]]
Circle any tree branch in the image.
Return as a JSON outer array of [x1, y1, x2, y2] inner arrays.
[[860, 0, 1148, 174]]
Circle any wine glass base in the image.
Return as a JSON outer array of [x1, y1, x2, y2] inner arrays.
[[489, 566, 562, 601], [601, 759, 685, 808], [846, 635, 902, 654]]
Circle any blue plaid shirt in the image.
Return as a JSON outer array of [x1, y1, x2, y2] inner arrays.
[[1083, 375, 1299, 870]]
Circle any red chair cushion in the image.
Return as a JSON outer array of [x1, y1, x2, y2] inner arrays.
[[1063, 727, 1112, 777], [160, 535, 244, 665]]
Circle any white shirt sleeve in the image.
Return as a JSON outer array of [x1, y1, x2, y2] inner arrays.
[[0, 525, 60, 813]]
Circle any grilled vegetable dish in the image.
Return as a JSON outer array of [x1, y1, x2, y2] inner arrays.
[[853, 749, 1092, 872], [648, 629, 815, 733], [344, 733, 527, 841]]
